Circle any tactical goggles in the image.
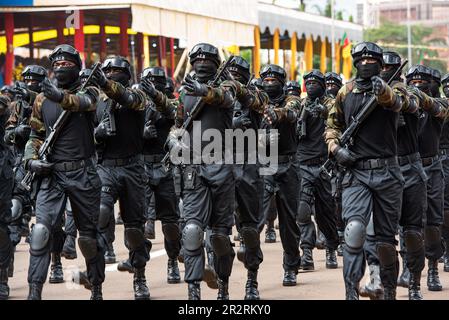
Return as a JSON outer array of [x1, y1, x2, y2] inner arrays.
[[49, 45, 79, 61], [229, 56, 250, 72], [22, 65, 47, 78], [382, 52, 401, 66], [351, 42, 383, 57], [406, 65, 432, 79], [260, 64, 286, 80], [141, 67, 166, 79], [102, 57, 131, 71], [189, 43, 219, 59]]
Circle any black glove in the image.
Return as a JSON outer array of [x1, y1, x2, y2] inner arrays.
[[92, 66, 108, 88], [232, 115, 252, 129], [371, 76, 387, 96], [140, 80, 157, 99], [42, 78, 64, 103], [143, 121, 158, 139], [263, 107, 278, 126], [27, 160, 54, 176], [182, 75, 208, 96], [334, 146, 356, 167], [15, 124, 31, 139], [13, 86, 30, 101], [94, 118, 110, 140]]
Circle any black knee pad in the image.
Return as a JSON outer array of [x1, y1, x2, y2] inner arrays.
[[78, 236, 98, 260], [297, 201, 312, 225], [162, 223, 181, 242], [29, 223, 50, 256], [376, 242, 397, 267], [98, 204, 113, 230], [344, 218, 366, 253], [240, 227, 259, 249], [210, 233, 232, 257], [125, 227, 145, 251], [403, 229, 424, 254]]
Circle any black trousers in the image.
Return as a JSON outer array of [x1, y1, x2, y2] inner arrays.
[[27, 164, 105, 285], [0, 151, 13, 270]]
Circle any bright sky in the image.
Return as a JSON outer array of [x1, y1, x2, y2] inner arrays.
[[260, 0, 357, 21]]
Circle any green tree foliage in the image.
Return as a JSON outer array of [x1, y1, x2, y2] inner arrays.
[[349, 15, 354, 23], [364, 20, 447, 71]]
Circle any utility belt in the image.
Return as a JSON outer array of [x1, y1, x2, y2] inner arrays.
[[300, 156, 326, 166], [398, 152, 421, 166], [143, 154, 164, 163], [421, 154, 440, 167], [354, 156, 398, 170], [53, 158, 94, 172], [99, 154, 142, 167]]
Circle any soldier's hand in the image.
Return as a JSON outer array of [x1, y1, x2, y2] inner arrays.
[[143, 122, 158, 139], [42, 78, 64, 103], [232, 114, 252, 129], [263, 107, 278, 125], [94, 118, 110, 140], [371, 76, 387, 96], [182, 74, 208, 97], [334, 146, 356, 167], [140, 80, 157, 99], [27, 160, 54, 176], [92, 66, 108, 88], [15, 124, 31, 139]]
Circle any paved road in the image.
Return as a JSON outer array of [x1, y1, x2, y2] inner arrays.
[[7, 220, 449, 300]]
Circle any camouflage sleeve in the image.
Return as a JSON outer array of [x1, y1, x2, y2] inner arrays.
[[273, 95, 301, 123], [5, 101, 20, 129], [175, 94, 185, 128], [60, 86, 100, 112], [221, 80, 268, 114], [24, 93, 46, 164], [377, 82, 401, 112], [202, 84, 233, 108], [416, 91, 447, 119], [102, 80, 146, 111], [152, 90, 178, 116], [325, 85, 347, 154], [391, 82, 413, 113], [322, 96, 335, 118], [27, 90, 38, 106]]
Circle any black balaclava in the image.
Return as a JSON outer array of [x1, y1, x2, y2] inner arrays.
[[430, 80, 441, 98], [52, 54, 80, 89], [263, 79, 284, 101], [25, 80, 42, 93], [356, 61, 381, 91], [412, 80, 431, 96], [194, 60, 217, 83], [306, 80, 325, 99], [106, 69, 130, 87], [326, 84, 340, 97], [380, 65, 398, 82]]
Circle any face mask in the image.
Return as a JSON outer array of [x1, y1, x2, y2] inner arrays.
[[54, 67, 79, 88], [430, 81, 440, 97], [263, 80, 284, 99], [27, 82, 41, 93], [380, 68, 396, 82], [230, 71, 246, 85], [326, 85, 340, 97], [153, 79, 167, 92], [357, 63, 381, 80], [443, 86, 449, 98], [306, 82, 324, 99], [108, 71, 130, 87], [412, 82, 430, 95], [194, 60, 217, 83]]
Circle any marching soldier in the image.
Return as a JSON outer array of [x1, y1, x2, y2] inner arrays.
[[24, 44, 105, 300], [441, 73, 449, 273], [324, 72, 343, 98]]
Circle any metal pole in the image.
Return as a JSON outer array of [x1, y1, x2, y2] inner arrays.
[[130, 34, 137, 84], [407, 0, 412, 65], [331, 0, 335, 72]]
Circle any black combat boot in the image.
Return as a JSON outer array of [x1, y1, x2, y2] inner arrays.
[[188, 281, 201, 300], [282, 270, 297, 286], [167, 258, 181, 284], [345, 283, 359, 300], [265, 221, 276, 243], [49, 253, 64, 284], [325, 248, 338, 269], [133, 268, 150, 300], [0, 268, 9, 300], [244, 270, 259, 300], [427, 259, 443, 291], [117, 259, 135, 273], [144, 219, 155, 240], [359, 264, 384, 300], [104, 242, 116, 264], [217, 278, 229, 300], [90, 285, 103, 300], [300, 248, 314, 270], [408, 272, 423, 300], [27, 282, 43, 300], [397, 256, 410, 288], [61, 235, 77, 260]]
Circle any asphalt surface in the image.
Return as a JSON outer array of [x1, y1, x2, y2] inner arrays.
[[7, 219, 449, 300]]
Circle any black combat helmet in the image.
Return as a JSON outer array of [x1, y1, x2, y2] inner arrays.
[[49, 44, 82, 69], [141, 67, 167, 91], [285, 80, 301, 96], [22, 65, 47, 82], [442, 73, 449, 86], [351, 42, 383, 66], [79, 68, 92, 80], [405, 65, 433, 84], [102, 56, 132, 77], [303, 70, 325, 88], [189, 43, 221, 67], [228, 56, 251, 84], [324, 72, 343, 87], [259, 64, 287, 85], [382, 51, 401, 66]]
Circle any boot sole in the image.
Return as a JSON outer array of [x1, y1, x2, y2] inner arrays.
[[326, 264, 338, 269], [264, 239, 276, 243], [49, 278, 64, 284], [105, 258, 117, 264], [359, 289, 383, 299], [167, 279, 181, 284], [282, 282, 297, 287], [301, 265, 315, 271], [117, 266, 135, 273], [135, 295, 151, 300], [428, 286, 443, 291]]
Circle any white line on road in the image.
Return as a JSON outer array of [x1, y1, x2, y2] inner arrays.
[[105, 248, 167, 272]]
